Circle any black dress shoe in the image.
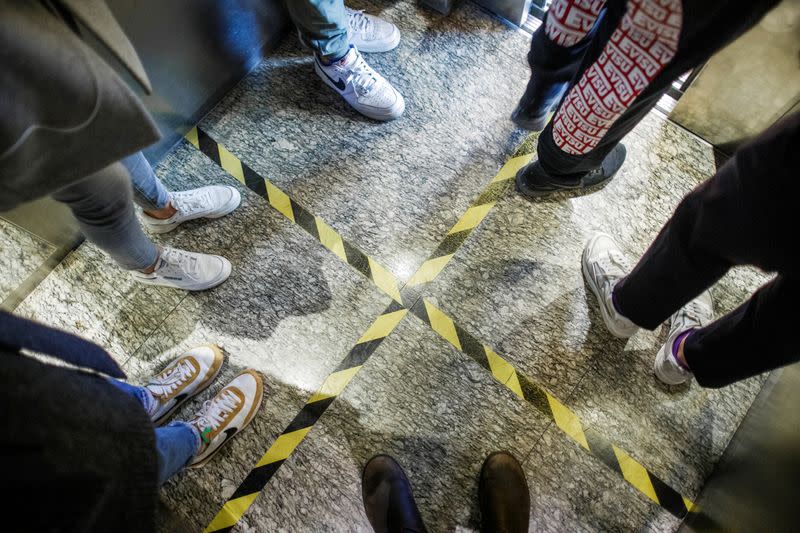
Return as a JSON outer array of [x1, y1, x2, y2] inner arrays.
[[516, 143, 627, 198], [362, 455, 428, 533], [479, 452, 530, 533]]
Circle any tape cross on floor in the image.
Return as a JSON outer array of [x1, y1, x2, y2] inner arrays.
[[187, 127, 695, 531]]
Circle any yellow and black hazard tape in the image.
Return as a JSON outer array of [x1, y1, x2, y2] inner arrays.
[[204, 303, 408, 532], [185, 127, 404, 305], [409, 297, 695, 518], [187, 129, 695, 526]]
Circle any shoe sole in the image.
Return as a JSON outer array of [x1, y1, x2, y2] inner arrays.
[[153, 344, 226, 426], [188, 370, 264, 468], [144, 188, 242, 234], [581, 234, 635, 339], [355, 27, 401, 53], [313, 62, 405, 122]]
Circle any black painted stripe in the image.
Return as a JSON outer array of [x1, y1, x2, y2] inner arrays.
[[229, 460, 284, 501], [343, 239, 371, 279], [474, 180, 512, 205], [431, 230, 471, 258], [516, 373, 552, 420], [197, 129, 221, 165], [454, 324, 489, 370], [291, 201, 319, 239], [243, 164, 267, 197], [649, 471, 689, 518], [285, 396, 336, 433], [336, 338, 386, 370], [584, 428, 622, 476]]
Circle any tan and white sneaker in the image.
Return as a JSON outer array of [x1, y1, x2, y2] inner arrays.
[[145, 345, 224, 425], [187, 370, 263, 467]]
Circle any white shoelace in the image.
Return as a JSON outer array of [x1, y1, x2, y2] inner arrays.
[[346, 9, 372, 34], [345, 52, 379, 96], [193, 390, 240, 437], [148, 359, 194, 398], [158, 248, 199, 278], [171, 189, 209, 215], [594, 250, 628, 292], [674, 299, 707, 330]]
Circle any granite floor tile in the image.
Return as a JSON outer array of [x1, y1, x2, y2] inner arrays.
[[0, 219, 55, 303], [522, 425, 681, 532], [200, 0, 531, 281], [241, 314, 553, 532], [420, 112, 758, 400]]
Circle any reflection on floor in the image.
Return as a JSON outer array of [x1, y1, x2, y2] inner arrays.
[[6, 1, 771, 531]]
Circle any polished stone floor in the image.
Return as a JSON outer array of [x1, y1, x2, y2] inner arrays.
[[4, 1, 772, 531]]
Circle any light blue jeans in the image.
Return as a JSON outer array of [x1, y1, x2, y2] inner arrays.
[[122, 151, 171, 211], [109, 379, 201, 486], [286, 0, 349, 61], [52, 161, 159, 270]]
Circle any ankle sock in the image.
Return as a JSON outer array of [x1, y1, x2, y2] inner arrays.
[[671, 330, 693, 370]]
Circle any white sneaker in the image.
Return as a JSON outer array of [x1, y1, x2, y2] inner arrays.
[[187, 369, 264, 467], [145, 345, 225, 425], [582, 233, 639, 338], [140, 185, 241, 234], [314, 45, 405, 121], [131, 246, 231, 291], [654, 291, 714, 385], [346, 7, 401, 53]]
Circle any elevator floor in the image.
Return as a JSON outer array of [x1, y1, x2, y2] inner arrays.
[[7, 1, 771, 531]]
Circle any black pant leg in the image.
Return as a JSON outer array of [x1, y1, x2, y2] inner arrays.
[[614, 112, 800, 329], [537, 0, 780, 178], [685, 275, 800, 388]]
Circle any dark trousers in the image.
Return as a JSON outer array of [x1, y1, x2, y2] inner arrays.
[[527, 0, 779, 178], [613, 113, 800, 388]]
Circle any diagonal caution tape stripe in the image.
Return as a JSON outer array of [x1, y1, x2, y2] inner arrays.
[[188, 130, 696, 526], [188, 127, 403, 305], [409, 297, 694, 518], [204, 303, 408, 533]]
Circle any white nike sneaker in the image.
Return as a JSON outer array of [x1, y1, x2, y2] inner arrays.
[[141, 185, 241, 234], [314, 45, 405, 121], [187, 369, 264, 467], [131, 246, 231, 291], [582, 233, 640, 338], [346, 7, 401, 53], [145, 345, 225, 425], [654, 291, 714, 385]]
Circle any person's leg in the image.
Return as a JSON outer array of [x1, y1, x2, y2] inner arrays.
[[52, 162, 159, 271], [285, 0, 350, 62], [153, 422, 201, 485], [520, 0, 780, 194], [613, 112, 800, 329], [677, 276, 800, 388], [512, 0, 608, 131], [122, 151, 171, 214]]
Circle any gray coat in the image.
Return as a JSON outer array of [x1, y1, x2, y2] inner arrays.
[[0, 0, 160, 211]]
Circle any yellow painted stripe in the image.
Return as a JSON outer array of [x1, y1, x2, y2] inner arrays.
[[357, 310, 408, 343], [368, 257, 402, 303], [484, 345, 515, 384], [448, 203, 496, 234], [315, 218, 347, 262], [547, 393, 589, 451], [255, 427, 312, 468], [185, 126, 199, 149], [406, 254, 455, 287], [423, 300, 462, 351], [218, 145, 245, 184], [266, 181, 295, 222], [204, 492, 259, 532], [683, 497, 695, 512], [491, 153, 534, 183], [505, 369, 524, 399], [613, 445, 660, 504], [307, 366, 362, 404]]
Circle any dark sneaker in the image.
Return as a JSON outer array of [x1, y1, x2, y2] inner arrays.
[[516, 143, 627, 198], [362, 455, 428, 533], [479, 452, 530, 533]]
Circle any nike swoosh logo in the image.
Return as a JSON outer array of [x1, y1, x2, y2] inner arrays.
[[220, 427, 238, 445], [318, 65, 347, 91]]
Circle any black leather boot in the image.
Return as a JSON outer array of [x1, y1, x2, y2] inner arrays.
[[362, 455, 428, 533], [516, 143, 627, 198], [479, 452, 530, 533]]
